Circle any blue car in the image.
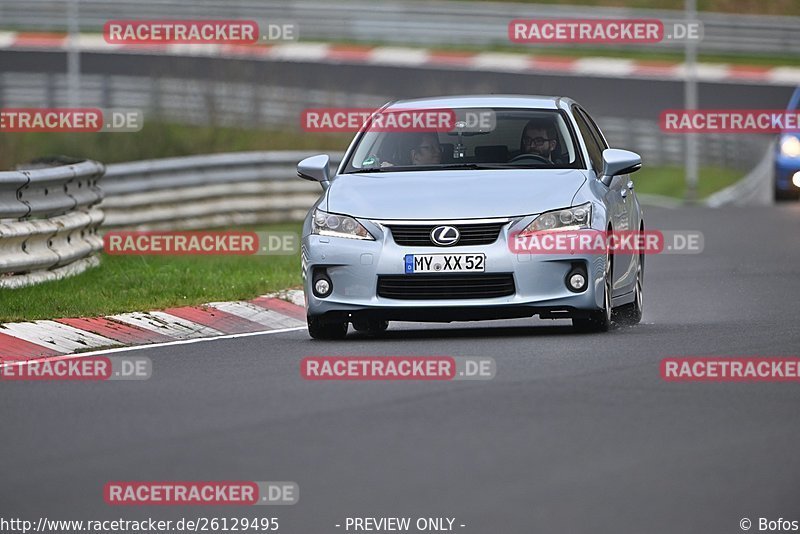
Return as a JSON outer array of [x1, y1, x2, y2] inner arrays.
[[775, 86, 800, 201], [297, 95, 645, 339]]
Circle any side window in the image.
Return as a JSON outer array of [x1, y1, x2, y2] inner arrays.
[[579, 107, 609, 150], [572, 107, 603, 173]]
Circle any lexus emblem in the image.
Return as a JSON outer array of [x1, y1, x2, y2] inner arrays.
[[430, 225, 460, 246]]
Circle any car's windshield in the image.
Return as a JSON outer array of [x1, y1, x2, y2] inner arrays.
[[342, 107, 584, 173]]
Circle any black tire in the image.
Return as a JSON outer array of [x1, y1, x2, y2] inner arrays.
[[573, 248, 613, 333], [614, 252, 644, 326], [352, 318, 390, 335], [307, 315, 348, 340]]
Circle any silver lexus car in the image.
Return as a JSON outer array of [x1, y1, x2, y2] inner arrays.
[[297, 95, 645, 339]]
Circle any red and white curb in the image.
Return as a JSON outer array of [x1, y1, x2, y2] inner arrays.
[[0, 289, 306, 363], [0, 31, 798, 86]]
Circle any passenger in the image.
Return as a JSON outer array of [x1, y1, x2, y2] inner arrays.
[[409, 132, 443, 165], [380, 132, 442, 167]]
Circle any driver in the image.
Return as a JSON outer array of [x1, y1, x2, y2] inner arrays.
[[518, 119, 559, 163]]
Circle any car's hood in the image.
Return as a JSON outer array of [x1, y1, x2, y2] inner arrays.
[[325, 169, 588, 219]]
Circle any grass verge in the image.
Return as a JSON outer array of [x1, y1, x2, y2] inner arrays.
[[633, 165, 741, 198], [0, 223, 303, 323]]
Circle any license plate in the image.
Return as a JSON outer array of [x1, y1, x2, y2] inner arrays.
[[404, 254, 485, 273]]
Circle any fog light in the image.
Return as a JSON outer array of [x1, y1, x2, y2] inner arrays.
[[314, 278, 332, 298], [569, 273, 586, 290], [792, 171, 800, 188], [565, 265, 588, 293]]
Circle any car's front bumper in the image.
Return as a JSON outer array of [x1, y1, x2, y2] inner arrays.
[[302, 228, 607, 324], [775, 155, 800, 195]]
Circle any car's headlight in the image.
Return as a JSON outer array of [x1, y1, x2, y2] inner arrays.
[[312, 209, 374, 240], [521, 203, 592, 234], [780, 135, 800, 158]]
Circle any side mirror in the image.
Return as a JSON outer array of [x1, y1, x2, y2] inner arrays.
[[297, 154, 331, 189], [600, 149, 642, 186]]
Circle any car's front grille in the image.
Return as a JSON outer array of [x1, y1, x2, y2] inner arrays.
[[386, 222, 506, 247], [377, 273, 516, 300]]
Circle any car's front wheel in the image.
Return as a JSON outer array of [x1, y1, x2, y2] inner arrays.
[[307, 315, 348, 340], [573, 250, 613, 333], [614, 252, 644, 326]]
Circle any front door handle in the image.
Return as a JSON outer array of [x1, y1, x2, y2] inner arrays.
[[627, 180, 634, 190], [621, 189, 628, 198]]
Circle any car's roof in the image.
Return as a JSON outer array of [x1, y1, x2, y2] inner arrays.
[[385, 95, 569, 110]]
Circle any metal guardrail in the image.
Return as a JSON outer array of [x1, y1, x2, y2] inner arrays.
[[705, 142, 774, 207], [0, 159, 105, 288], [0, 0, 798, 56], [101, 152, 337, 229]]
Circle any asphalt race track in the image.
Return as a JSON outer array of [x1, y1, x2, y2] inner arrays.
[[2, 204, 800, 533]]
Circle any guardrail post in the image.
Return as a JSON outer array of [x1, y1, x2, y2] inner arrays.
[[684, 0, 699, 204]]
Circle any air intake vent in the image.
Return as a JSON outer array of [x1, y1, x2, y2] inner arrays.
[[377, 273, 515, 300]]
